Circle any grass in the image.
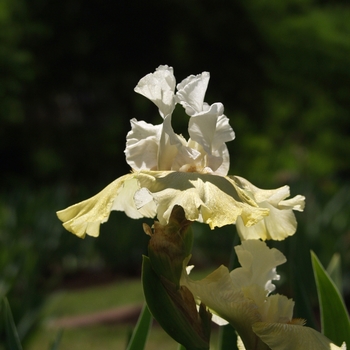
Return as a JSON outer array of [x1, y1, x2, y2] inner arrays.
[[27, 272, 219, 350]]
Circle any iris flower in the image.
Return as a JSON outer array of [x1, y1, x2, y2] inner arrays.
[[57, 65, 304, 240], [181, 240, 345, 350]]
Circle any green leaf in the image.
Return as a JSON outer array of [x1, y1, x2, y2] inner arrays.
[[2, 297, 23, 350], [326, 253, 342, 294], [126, 303, 152, 350], [311, 251, 350, 347], [177, 345, 187, 350], [142, 255, 210, 350], [49, 329, 63, 350], [218, 324, 238, 350]]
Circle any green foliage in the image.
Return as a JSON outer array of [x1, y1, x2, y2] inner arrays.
[[142, 256, 210, 350], [1, 298, 23, 350], [218, 325, 238, 350], [0, 187, 65, 346], [311, 251, 350, 347], [126, 304, 152, 350], [48, 330, 63, 350]]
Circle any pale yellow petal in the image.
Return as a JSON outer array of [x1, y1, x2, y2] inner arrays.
[[181, 264, 265, 350], [279, 194, 306, 211], [253, 322, 345, 350], [257, 294, 294, 323], [137, 171, 269, 229], [56, 173, 140, 238], [231, 240, 286, 293], [231, 175, 305, 241], [57, 170, 270, 238], [236, 216, 268, 240]]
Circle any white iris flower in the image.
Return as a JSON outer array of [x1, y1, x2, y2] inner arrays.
[[57, 65, 304, 240]]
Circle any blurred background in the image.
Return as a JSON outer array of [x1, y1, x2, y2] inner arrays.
[[1, 0, 350, 348]]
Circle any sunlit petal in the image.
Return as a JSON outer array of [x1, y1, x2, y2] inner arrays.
[[230, 240, 286, 294], [56, 174, 136, 238], [176, 72, 210, 115], [134, 65, 176, 117], [232, 176, 305, 241], [136, 171, 269, 229], [188, 105, 235, 153], [57, 171, 269, 238], [125, 118, 162, 170]]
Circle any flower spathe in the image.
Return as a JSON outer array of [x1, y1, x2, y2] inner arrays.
[[57, 65, 304, 240]]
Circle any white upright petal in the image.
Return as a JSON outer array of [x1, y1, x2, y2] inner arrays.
[[189, 105, 234, 151], [187, 104, 235, 175], [157, 115, 179, 170], [176, 72, 210, 115], [134, 65, 176, 117], [125, 118, 162, 170]]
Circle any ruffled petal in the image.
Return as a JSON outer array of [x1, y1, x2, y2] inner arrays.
[[176, 72, 210, 115], [279, 194, 306, 211], [57, 171, 269, 238], [158, 115, 202, 171], [135, 171, 269, 229], [134, 65, 176, 118], [256, 294, 294, 324], [125, 118, 162, 170], [182, 264, 261, 345], [232, 176, 305, 241], [56, 174, 137, 238], [188, 104, 234, 153], [253, 322, 346, 350], [230, 240, 286, 294], [236, 201, 299, 241]]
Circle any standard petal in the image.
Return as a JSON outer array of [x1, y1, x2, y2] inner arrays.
[[176, 72, 210, 115], [157, 114, 201, 171], [188, 105, 234, 154], [253, 322, 346, 350], [134, 65, 176, 117], [125, 118, 162, 170]]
